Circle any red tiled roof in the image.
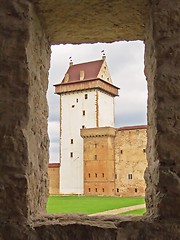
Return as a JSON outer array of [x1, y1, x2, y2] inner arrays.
[[117, 125, 147, 131], [48, 163, 60, 168], [61, 60, 103, 83]]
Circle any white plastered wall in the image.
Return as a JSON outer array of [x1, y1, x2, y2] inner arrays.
[[98, 91, 115, 127], [60, 90, 97, 194]]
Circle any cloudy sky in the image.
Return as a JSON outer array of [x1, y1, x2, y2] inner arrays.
[[48, 41, 147, 163]]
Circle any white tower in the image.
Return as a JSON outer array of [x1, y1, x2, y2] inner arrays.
[[54, 56, 119, 194]]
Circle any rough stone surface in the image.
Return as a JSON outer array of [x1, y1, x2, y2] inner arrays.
[[0, 0, 50, 223], [33, 215, 180, 240], [144, 0, 180, 220], [115, 127, 147, 197], [32, 0, 148, 44], [48, 163, 60, 194], [0, 0, 180, 239], [81, 127, 116, 196]]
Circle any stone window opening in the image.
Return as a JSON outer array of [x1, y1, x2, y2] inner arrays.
[[94, 154, 97, 160], [102, 173, 104, 178], [128, 173, 133, 180], [102, 188, 104, 192], [83, 110, 85, 116], [143, 148, 146, 153], [48, 39, 148, 233], [76, 98, 78, 103], [135, 188, 138, 193], [72, 105, 75, 108], [88, 188, 91, 192], [3, 2, 179, 238], [95, 188, 97, 192], [95, 173, 97, 178], [85, 93, 88, 99], [88, 173, 90, 178], [117, 188, 119, 193], [71, 139, 73, 144], [70, 152, 73, 158]]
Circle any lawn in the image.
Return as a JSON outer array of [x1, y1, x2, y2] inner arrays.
[[47, 196, 145, 214], [120, 208, 146, 216]]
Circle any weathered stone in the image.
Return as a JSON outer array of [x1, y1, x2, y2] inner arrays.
[[48, 163, 60, 195], [115, 127, 147, 197], [0, 0, 180, 239], [0, 0, 50, 223], [32, 0, 148, 44], [144, 0, 180, 220]]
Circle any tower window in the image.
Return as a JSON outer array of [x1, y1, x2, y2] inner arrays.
[[88, 188, 91, 192], [128, 174, 133, 180], [82, 125, 85, 129], [72, 105, 75, 108], [143, 148, 146, 153], [102, 188, 104, 192], [94, 155, 97, 160], [95, 188, 97, 192], [117, 188, 119, 193], [120, 150, 123, 154], [85, 94, 88, 99], [76, 99, 78, 103], [135, 188, 138, 193], [70, 152, 73, 158], [102, 173, 104, 178], [88, 173, 90, 178], [95, 173, 97, 178], [71, 139, 73, 144], [95, 144, 97, 148], [115, 174, 117, 179], [83, 110, 85, 116]]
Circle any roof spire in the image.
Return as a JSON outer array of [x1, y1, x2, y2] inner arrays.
[[69, 56, 73, 66], [101, 50, 106, 60]]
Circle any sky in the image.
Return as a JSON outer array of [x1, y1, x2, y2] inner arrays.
[[47, 41, 147, 163]]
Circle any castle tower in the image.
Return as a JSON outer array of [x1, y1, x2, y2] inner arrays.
[[54, 57, 119, 194]]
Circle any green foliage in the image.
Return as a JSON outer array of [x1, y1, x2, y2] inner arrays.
[[120, 208, 146, 215], [47, 196, 145, 214]]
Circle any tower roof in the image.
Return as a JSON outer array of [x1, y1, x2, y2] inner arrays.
[[54, 58, 119, 96], [61, 60, 104, 83]]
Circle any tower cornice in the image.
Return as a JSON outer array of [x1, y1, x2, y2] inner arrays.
[[80, 127, 116, 138], [54, 78, 119, 97]]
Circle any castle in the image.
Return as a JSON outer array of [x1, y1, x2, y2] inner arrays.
[[48, 56, 147, 197]]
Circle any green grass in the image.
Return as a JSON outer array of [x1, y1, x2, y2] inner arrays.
[[120, 208, 146, 216], [47, 196, 145, 214]]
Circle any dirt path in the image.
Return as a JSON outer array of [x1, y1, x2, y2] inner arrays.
[[89, 203, 146, 216]]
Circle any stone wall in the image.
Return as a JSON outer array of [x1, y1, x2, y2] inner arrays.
[[48, 164, 60, 195], [33, 0, 148, 44], [81, 127, 116, 196], [115, 127, 147, 197], [0, 0, 180, 239], [0, 0, 50, 225], [144, 0, 180, 220]]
